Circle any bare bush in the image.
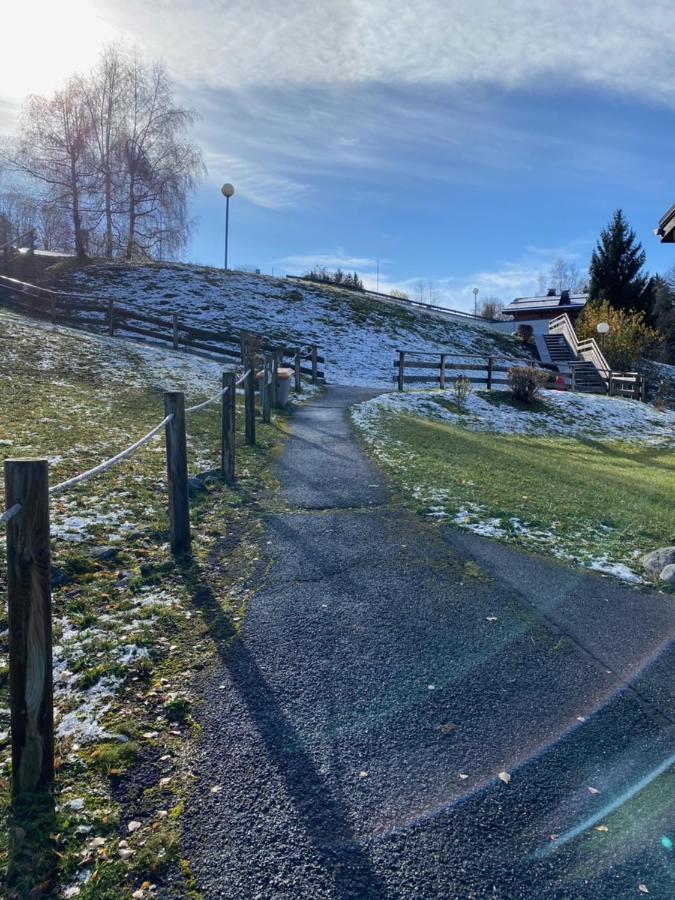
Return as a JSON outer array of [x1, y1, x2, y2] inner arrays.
[[453, 375, 472, 410], [507, 366, 549, 403]]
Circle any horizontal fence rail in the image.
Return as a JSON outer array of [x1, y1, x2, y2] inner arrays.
[[0, 352, 290, 800], [393, 351, 541, 391], [0, 273, 326, 383]]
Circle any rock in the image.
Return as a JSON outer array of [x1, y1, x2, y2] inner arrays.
[[188, 477, 207, 497], [660, 564, 675, 584], [51, 565, 70, 588], [642, 547, 675, 578], [90, 546, 120, 562]]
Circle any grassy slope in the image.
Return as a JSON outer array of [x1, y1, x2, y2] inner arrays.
[[352, 392, 675, 584], [0, 309, 289, 897], [48, 260, 526, 387]]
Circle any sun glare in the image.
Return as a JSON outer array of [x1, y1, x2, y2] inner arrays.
[[0, 0, 114, 103]]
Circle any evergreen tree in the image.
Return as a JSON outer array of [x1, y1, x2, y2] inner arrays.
[[588, 209, 653, 312], [649, 274, 675, 363]]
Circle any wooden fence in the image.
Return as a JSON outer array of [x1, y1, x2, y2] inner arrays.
[[394, 351, 538, 390], [0, 349, 290, 799], [0, 273, 325, 383]]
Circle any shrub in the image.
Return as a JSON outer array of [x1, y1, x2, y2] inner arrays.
[[453, 375, 472, 410], [507, 366, 549, 403], [575, 299, 661, 370], [516, 323, 534, 344]]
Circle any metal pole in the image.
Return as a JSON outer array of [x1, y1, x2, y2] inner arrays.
[[224, 195, 230, 272]]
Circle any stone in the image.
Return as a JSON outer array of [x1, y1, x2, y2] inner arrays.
[[642, 547, 675, 578], [90, 546, 120, 562], [660, 564, 675, 585], [188, 476, 207, 497]]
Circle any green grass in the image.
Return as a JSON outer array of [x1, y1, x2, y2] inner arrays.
[[0, 308, 289, 897], [356, 408, 675, 580]]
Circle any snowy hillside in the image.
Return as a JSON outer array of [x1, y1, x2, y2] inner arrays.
[[50, 262, 525, 386]]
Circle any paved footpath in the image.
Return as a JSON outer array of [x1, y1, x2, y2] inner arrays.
[[183, 386, 675, 899]]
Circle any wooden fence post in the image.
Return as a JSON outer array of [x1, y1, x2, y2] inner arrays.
[[108, 299, 115, 336], [571, 368, 576, 392], [487, 356, 493, 390], [5, 459, 54, 797], [262, 353, 273, 424], [163, 392, 191, 556], [397, 351, 405, 391], [50, 296, 57, 324], [294, 349, 302, 393], [273, 349, 282, 408], [221, 372, 236, 483], [439, 353, 446, 389], [244, 357, 256, 446], [311, 346, 318, 384], [172, 313, 179, 351], [640, 375, 647, 403]]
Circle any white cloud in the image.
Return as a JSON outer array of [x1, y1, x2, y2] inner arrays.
[[277, 250, 381, 272]]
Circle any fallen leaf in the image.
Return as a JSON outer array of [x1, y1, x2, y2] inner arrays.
[[358, 770, 369, 779], [127, 820, 142, 833], [639, 886, 649, 894], [210, 785, 222, 794], [427, 684, 436, 691], [486, 617, 498, 623], [64, 888, 81, 898], [588, 786, 600, 795], [595, 825, 608, 832], [458, 773, 469, 780], [437, 723, 456, 735], [577, 716, 586, 723], [548, 834, 559, 842], [159, 777, 171, 787], [498, 771, 511, 785]]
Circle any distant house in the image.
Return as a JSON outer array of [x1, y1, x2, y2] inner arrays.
[[503, 289, 588, 335], [655, 204, 675, 243]]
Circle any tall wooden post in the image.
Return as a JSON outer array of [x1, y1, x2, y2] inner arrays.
[[294, 349, 302, 393], [244, 358, 256, 446], [5, 459, 54, 797], [273, 349, 282, 409], [221, 372, 236, 483], [108, 299, 115, 336], [487, 356, 493, 390], [262, 354, 273, 424], [439, 353, 446, 389], [311, 346, 318, 385], [398, 351, 405, 391], [172, 313, 179, 351], [163, 392, 190, 556]]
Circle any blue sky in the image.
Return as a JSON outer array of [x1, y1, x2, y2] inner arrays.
[[1, 0, 675, 310]]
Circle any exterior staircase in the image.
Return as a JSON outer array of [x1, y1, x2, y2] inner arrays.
[[543, 333, 577, 364]]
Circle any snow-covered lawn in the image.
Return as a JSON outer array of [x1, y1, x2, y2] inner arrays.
[[352, 388, 675, 583], [53, 262, 525, 387]]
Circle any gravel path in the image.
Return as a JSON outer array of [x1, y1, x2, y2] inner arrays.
[[183, 386, 675, 899]]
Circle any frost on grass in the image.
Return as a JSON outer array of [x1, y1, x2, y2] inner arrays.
[[352, 389, 675, 583]]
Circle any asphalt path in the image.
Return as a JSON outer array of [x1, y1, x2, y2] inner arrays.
[[183, 386, 675, 899]]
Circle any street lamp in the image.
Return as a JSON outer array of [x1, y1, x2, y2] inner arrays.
[[473, 287, 479, 316], [221, 183, 235, 271], [597, 321, 609, 353]]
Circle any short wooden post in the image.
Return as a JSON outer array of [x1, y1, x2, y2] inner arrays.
[[273, 349, 282, 408], [244, 357, 256, 446], [294, 349, 302, 393], [172, 313, 179, 351], [5, 459, 54, 797], [50, 296, 56, 324], [163, 392, 191, 556], [640, 376, 647, 403], [397, 351, 405, 391], [108, 298, 115, 336], [311, 346, 318, 384], [221, 372, 235, 483], [439, 353, 446, 389], [487, 356, 493, 390], [262, 353, 273, 424]]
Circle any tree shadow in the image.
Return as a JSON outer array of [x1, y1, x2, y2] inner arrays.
[[178, 559, 389, 899]]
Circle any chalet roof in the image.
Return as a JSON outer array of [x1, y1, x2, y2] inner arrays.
[[504, 290, 588, 316], [656, 203, 675, 243]]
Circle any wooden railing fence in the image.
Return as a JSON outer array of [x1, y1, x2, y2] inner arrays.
[[0, 273, 325, 383], [0, 353, 290, 799], [394, 351, 539, 390]]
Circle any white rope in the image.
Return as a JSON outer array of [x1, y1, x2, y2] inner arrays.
[[185, 383, 231, 414], [49, 414, 174, 496], [0, 503, 21, 526], [237, 369, 251, 386]]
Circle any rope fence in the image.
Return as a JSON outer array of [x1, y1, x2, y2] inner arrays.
[[0, 354, 281, 800]]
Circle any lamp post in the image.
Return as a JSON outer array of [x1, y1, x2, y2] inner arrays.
[[221, 183, 235, 271], [473, 287, 479, 316], [597, 321, 609, 354]]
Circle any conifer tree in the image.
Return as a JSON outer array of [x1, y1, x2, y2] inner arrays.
[[588, 209, 652, 312]]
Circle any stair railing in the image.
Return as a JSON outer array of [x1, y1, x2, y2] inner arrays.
[[548, 313, 611, 387]]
